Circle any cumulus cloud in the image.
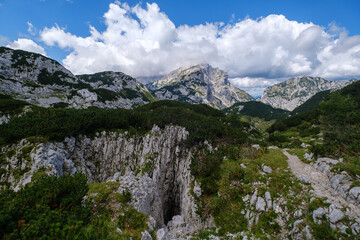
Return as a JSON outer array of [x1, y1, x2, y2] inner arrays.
[[7, 38, 47, 56], [38, 2, 360, 90], [229, 77, 283, 97]]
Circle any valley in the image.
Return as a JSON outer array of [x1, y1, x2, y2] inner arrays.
[[0, 48, 359, 239]]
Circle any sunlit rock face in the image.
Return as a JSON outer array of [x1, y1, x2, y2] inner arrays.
[[148, 64, 254, 109], [260, 75, 357, 111]]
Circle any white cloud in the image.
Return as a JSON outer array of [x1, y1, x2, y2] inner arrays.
[[229, 77, 283, 97], [6, 38, 47, 56], [27, 22, 37, 35], [38, 2, 360, 86]]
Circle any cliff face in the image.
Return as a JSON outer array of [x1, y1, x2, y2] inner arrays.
[[0, 125, 212, 237]]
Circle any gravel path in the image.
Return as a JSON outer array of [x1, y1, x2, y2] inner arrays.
[[283, 150, 360, 220]]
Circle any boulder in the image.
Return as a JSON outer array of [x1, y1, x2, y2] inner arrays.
[[256, 197, 266, 212], [262, 165, 272, 174], [329, 209, 344, 223], [312, 208, 326, 223], [141, 230, 153, 240], [265, 191, 272, 210]]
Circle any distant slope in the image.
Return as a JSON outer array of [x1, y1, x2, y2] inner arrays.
[[0, 47, 155, 109], [291, 90, 330, 115], [148, 64, 253, 109], [224, 101, 289, 121], [260, 75, 356, 111], [269, 80, 360, 157]]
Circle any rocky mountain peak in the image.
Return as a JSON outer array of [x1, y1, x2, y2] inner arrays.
[[260, 75, 357, 111], [148, 64, 253, 109], [0, 47, 155, 109]]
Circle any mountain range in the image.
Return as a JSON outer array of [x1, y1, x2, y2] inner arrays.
[[1, 46, 360, 239], [0, 46, 358, 112]]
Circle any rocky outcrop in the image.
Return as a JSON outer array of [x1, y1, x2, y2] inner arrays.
[[285, 150, 360, 236], [0, 47, 154, 109], [0, 125, 212, 238], [148, 64, 253, 109], [312, 157, 360, 207], [260, 76, 357, 111]]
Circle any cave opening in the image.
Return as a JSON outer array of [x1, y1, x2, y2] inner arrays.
[[163, 183, 181, 224]]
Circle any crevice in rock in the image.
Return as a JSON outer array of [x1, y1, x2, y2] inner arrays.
[[163, 183, 181, 224]]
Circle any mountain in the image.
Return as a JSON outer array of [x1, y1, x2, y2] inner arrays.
[[147, 64, 254, 109], [224, 101, 289, 121], [0, 47, 155, 109], [291, 90, 331, 115], [269, 80, 360, 157], [260, 75, 357, 111]]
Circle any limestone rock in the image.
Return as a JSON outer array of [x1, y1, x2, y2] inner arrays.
[[312, 208, 326, 223], [250, 190, 258, 206], [141, 230, 153, 240], [148, 64, 253, 109], [265, 191, 272, 210], [262, 165, 272, 174], [260, 75, 356, 111], [0, 47, 154, 109], [156, 228, 168, 240], [256, 197, 266, 212], [329, 209, 344, 223]]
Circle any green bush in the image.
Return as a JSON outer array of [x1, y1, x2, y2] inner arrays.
[[0, 173, 91, 239], [0, 99, 250, 147]]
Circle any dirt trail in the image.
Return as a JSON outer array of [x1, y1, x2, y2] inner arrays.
[[283, 150, 360, 219]]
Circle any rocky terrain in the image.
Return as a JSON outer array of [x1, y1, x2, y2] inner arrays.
[[0, 125, 214, 238], [1, 47, 360, 239], [148, 64, 254, 109], [260, 76, 357, 111], [0, 47, 154, 109]]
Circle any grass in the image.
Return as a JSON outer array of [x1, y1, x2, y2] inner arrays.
[[288, 148, 311, 163], [192, 147, 309, 237]]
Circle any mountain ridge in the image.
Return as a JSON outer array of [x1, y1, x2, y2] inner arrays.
[[0, 47, 155, 109], [260, 75, 357, 111], [148, 64, 254, 109]]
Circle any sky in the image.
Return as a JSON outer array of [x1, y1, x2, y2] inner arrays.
[[1, 0, 360, 97]]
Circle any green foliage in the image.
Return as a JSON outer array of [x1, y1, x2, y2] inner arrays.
[[24, 81, 41, 88], [91, 88, 120, 102], [224, 101, 289, 121], [269, 81, 360, 159], [118, 207, 147, 233], [291, 90, 330, 115], [0, 94, 29, 116], [310, 219, 336, 240], [0, 100, 251, 147], [37, 69, 90, 89], [82, 216, 129, 240], [192, 148, 304, 237], [52, 102, 70, 108], [332, 157, 360, 178], [0, 173, 91, 239]]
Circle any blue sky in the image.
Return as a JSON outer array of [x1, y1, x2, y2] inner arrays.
[[1, 0, 360, 96]]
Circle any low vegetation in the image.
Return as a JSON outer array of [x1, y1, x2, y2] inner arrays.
[[0, 173, 149, 239], [0, 99, 254, 147]]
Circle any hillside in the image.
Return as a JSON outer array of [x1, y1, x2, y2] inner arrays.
[[260, 75, 356, 111], [224, 101, 289, 121], [291, 90, 331, 115], [0, 47, 155, 109], [269, 80, 360, 161], [0, 49, 360, 240], [148, 64, 254, 109]]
